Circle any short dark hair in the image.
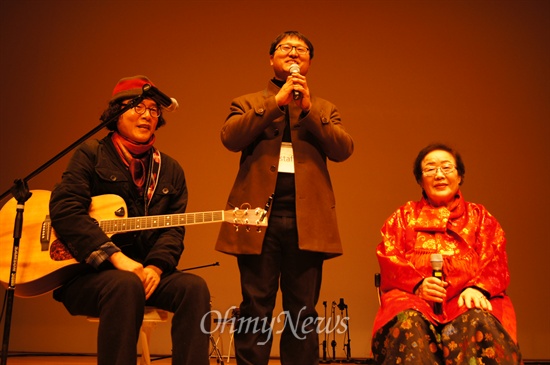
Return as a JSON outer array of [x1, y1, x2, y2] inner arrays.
[[269, 30, 314, 59], [100, 98, 166, 131], [413, 143, 465, 184]]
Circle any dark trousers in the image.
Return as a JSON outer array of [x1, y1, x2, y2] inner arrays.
[[55, 269, 211, 365], [235, 215, 324, 365]]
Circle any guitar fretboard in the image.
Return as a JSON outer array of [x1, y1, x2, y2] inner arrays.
[[99, 211, 225, 234]]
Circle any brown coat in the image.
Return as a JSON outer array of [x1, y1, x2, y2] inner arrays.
[[215, 81, 354, 258]]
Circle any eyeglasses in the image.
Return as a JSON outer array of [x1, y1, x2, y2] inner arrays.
[[133, 103, 161, 118], [422, 164, 456, 177], [276, 44, 310, 55]]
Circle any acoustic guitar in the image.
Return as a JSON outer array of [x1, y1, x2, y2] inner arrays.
[[0, 190, 267, 297]]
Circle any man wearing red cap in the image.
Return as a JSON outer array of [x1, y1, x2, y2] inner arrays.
[[49, 75, 211, 365]]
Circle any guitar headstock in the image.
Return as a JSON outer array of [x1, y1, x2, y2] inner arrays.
[[224, 204, 268, 232]]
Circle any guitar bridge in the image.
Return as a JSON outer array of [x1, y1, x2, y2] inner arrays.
[[40, 215, 52, 252]]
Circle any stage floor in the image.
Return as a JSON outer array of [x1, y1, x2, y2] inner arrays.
[[3, 354, 288, 365], [4, 354, 548, 365]]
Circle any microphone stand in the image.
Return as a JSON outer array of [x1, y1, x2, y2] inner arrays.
[[330, 302, 337, 362], [336, 299, 352, 363], [181, 262, 220, 272], [181, 262, 223, 365], [319, 301, 331, 364], [0, 94, 145, 365]]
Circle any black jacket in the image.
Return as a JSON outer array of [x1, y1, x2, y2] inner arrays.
[[49, 133, 188, 274]]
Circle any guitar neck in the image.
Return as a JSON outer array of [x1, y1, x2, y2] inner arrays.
[[99, 211, 226, 234]]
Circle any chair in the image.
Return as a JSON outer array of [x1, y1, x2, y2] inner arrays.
[[86, 306, 169, 365]]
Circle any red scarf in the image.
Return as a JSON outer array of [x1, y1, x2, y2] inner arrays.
[[111, 132, 160, 202], [414, 192, 465, 233]]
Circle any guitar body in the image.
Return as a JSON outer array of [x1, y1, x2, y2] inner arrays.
[[0, 190, 128, 297], [0, 189, 267, 298]]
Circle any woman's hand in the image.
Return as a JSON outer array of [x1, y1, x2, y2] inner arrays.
[[458, 287, 492, 311], [415, 276, 448, 303]]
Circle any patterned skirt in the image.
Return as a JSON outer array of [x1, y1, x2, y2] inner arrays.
[[371, 309, 522, 365]]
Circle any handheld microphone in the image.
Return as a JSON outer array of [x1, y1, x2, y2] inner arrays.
[[142, 84, 179, 112], [430, 253, 444, 315], [289, 63, 301, 100]]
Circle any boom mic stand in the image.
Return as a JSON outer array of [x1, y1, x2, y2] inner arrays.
[[181, 262, 220, 272], [181, 262, 224, 365], [0, 93, 146, 365], [319, 301, 331, 364]]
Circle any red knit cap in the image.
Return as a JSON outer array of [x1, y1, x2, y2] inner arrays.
[[111, 75, 154, 102]]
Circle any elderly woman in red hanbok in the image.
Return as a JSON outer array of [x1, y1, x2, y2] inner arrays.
[[371, 143, 523, 364]]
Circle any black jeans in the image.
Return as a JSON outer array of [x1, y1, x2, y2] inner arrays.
[[235, 215, 325, 365], [55, 269, 211, 365]]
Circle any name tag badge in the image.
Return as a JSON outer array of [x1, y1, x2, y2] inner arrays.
[[278, 142, 295, 173]]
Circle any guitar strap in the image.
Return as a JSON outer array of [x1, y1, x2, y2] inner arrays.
[[144, 148, 161, 213]]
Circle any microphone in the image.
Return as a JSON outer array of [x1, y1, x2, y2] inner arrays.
[[430, 253, 444, 315], [142, 84, 179, 112], [337, 298, 347, 311], [289, 63, 301, 100]]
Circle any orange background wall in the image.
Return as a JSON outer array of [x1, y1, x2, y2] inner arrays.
[[1, 0, 548, 360]]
